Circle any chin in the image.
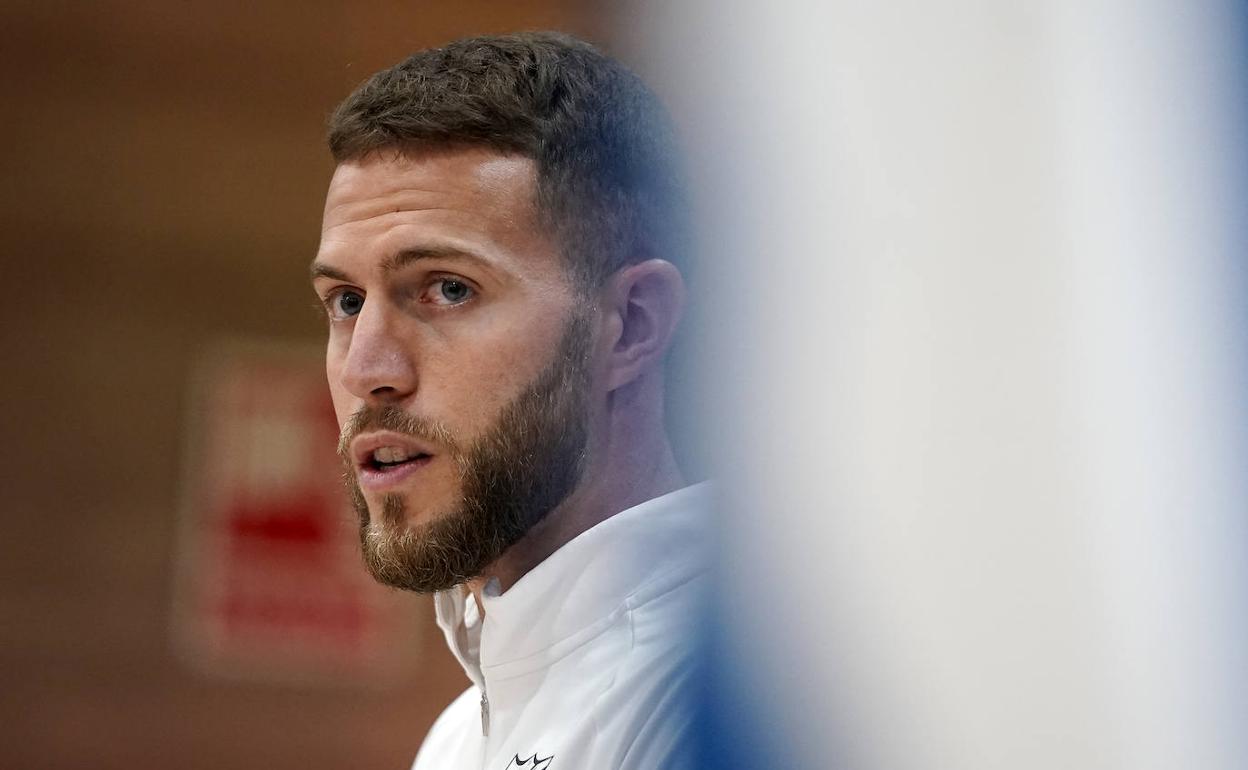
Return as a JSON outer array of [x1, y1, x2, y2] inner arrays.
[[378, 488, 453, 530]]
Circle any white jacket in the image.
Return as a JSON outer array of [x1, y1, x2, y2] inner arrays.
[[411, 483, 712, 770]]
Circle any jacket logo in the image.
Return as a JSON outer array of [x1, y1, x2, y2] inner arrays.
[[505, 753, 554, 769]]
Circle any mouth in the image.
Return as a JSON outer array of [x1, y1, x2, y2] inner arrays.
[[365, 445, 432, 470], [351, 432, 437, 492]]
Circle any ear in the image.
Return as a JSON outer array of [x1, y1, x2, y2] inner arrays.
[[601, 259, 686, 392]]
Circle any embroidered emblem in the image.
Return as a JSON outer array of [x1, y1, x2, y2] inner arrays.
[[505, 753, 554, 769]]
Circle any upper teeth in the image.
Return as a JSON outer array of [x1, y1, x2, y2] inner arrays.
[[373, 446, 413, 464]]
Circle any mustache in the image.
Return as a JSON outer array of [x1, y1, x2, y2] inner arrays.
[[337, 405, 462, 460]]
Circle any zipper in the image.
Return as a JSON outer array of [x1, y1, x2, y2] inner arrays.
[[480, 689, 490, 737]]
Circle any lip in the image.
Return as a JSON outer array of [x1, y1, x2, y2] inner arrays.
[[350, 431, 437, 493]]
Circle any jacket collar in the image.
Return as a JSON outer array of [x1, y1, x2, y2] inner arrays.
[[434, 483, 713, 684]]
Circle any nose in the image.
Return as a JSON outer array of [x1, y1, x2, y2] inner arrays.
[[337, 301, 418, 403]]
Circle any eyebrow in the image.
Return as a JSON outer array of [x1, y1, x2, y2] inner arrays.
[[309, 246, 492, 283], [309, 262, 351, 282]]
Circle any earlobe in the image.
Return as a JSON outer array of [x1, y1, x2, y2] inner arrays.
[[605, 260, 686, 392]]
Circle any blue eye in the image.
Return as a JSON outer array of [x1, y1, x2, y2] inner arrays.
[[328, 289, 364, 319], [438, 280, 472, 304]]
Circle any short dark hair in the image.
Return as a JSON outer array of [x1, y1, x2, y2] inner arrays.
[[328, 31, 688, 290]]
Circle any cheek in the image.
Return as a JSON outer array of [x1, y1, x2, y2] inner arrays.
[[438, 333, 555, 422], [325, 354, 352, 428]]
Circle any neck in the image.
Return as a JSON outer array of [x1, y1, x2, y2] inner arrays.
[[466, 375, 685, 606]]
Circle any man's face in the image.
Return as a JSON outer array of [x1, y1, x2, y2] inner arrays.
[[312, 147, 594, 592]]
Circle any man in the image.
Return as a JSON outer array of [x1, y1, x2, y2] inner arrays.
[[310, 32, 709, 769]]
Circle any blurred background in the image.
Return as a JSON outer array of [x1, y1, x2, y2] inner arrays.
[[5, 2, 1248, 769], [664, 2, 1248, 769]]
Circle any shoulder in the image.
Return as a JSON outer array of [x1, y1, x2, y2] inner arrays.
[[583, 573, 709, 769], [410, 686, 481, 770]]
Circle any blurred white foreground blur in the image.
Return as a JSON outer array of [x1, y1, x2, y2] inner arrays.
[[637, 2, 1248, 768]]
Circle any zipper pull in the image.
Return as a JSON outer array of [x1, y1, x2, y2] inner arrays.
[[480, 690, 490, 737]]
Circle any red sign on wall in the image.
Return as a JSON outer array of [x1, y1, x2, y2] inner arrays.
[[172, 341, 419, 684]]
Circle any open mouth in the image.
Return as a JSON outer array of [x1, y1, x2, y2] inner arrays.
[[350, 432, 439, 491], [365, 446, 432, 472]]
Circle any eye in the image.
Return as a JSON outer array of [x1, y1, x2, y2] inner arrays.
[[425, 278, 475, 306], [325, 288, 364, 320]]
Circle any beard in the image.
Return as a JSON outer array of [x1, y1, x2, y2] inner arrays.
[[338, 311, 593, 594]]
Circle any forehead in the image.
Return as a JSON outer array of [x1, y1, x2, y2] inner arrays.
[[317, 147, 557, 279], [322, 147, 537, 226]]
